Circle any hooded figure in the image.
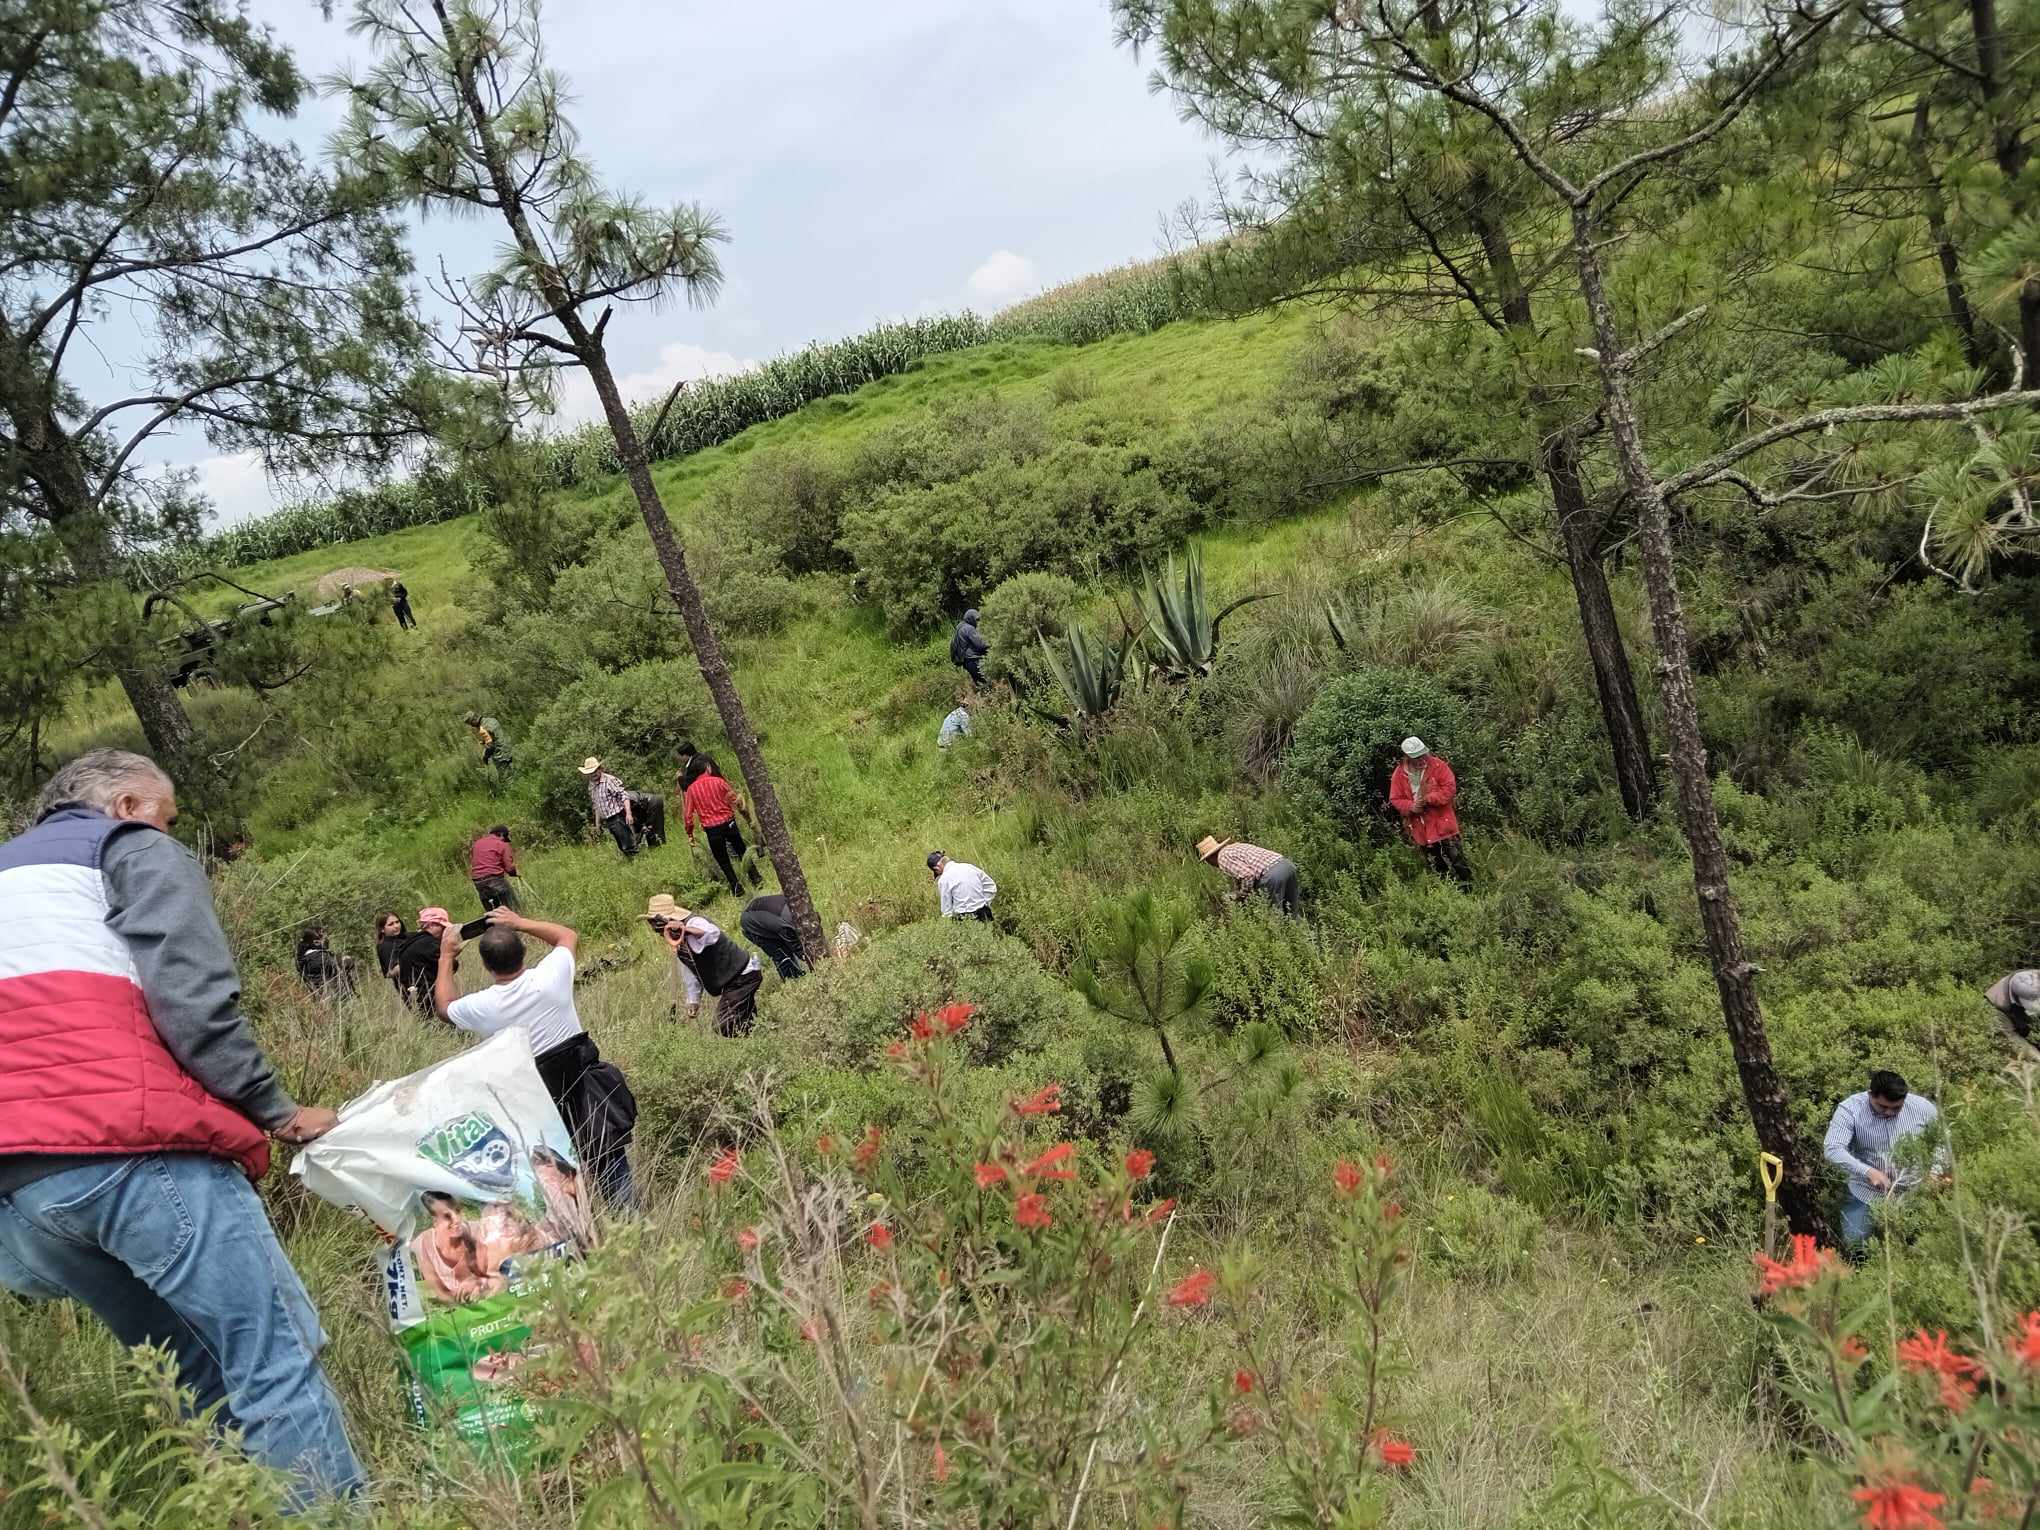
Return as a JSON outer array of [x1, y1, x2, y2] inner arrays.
[[949, 609, 989, 686]]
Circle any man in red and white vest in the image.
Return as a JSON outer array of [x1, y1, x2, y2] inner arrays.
[[0, 750, 360, 1508]]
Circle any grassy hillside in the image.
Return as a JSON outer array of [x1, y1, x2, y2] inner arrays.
[[18, 294, 2040, 1528]]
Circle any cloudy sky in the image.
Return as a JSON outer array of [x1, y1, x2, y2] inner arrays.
[[157, 0, 1229, 526]]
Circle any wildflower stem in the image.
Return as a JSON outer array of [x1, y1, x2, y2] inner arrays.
[[1063, 1208, 1178, 1530]]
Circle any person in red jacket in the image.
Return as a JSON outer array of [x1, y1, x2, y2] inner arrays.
[[1389, 736, 1471, 884], [682, 757, 763, 897]]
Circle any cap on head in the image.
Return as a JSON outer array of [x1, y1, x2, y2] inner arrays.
[[1194, 834, 1227, 863], [1401, 736, 1428, 757], [417, 905, 451, 930], [463, 711, 480, 726], [926, 850, 946, 871], [642, 892, 689, 923], [578, 756, 602, 775], [489, 824, 510, 840]]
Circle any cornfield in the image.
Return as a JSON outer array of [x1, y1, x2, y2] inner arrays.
[[133, 268, 1209, 582]]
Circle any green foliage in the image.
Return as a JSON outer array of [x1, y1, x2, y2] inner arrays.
[[1286, 666, 1492, 836], [1037, 617, 1144, 726], [978, 570, 1084, 696], [1074, 890, 1215, 1074], [1199, 900, 1330, 1040], [1135, 543, 1271, 681], [523, 663, 706, 832], [1426, 1184, 1541, 1284]]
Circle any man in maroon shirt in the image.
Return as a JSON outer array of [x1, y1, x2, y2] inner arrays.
[[469, 824, 521, 912]]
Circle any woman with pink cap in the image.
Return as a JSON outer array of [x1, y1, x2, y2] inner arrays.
[[390, 906, 456, 1016]]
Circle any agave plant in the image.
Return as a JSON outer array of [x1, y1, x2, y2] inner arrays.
[[1038, 617, 1144, 725], [1136, 545, 1272, 682]]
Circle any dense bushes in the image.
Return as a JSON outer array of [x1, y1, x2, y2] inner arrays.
[[1285, 666, 1497, 838], [523, 662, 707, 833]]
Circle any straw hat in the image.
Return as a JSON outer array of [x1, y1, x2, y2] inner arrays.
[[417, 906, 451, 930], [578, 756, 602, 775], [1194, 835, 1230, 863], [641, 893, 690, 923]]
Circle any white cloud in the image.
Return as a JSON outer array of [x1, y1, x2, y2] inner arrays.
[[965, 250, 1041, 308], [185, 450, 277, 529], [552, 340, 754, 429]]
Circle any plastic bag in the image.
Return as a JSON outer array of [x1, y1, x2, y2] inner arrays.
[[293, 1029, 597, 1461]]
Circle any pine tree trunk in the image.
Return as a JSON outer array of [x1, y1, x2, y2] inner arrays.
[[1542, 429, 1658, 818], [582, 355, 829, 963], [1566, 210, 1830, 1242], [1911, 100, 1988, 374]]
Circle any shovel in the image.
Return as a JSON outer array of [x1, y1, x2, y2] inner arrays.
[[1759, 1152, 1784, 1260]]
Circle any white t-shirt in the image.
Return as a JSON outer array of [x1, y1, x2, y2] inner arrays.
[[446, 946, 585, 1057]]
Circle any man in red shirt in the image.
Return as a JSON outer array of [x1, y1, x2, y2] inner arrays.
[[469, 824, 520, 912], [1389, 736, 1471, 884], [682, 758, 762, 897]]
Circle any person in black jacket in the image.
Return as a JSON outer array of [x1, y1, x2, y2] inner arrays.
[[950, 608, 988, 687], [643, 893, 763, 1037], [739, 893, 808, 980], [390, 580, 416, 630], [295, 927, 354, 1001], [392, 906, 455, 1017]]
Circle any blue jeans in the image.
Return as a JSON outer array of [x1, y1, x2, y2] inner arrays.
[[0, 1155, 362, 1511], [1840, 1195, 1877, 1245]]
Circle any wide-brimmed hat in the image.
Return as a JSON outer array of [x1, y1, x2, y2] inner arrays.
[[417, 906, 451, 929], [1194, 834, 1230, 863], [578, 756, 602, 775], [1401, 736, 1428, 757], [641, 893, 690, 923]]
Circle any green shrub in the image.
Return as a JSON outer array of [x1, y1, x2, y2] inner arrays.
[[1285, 665, 1496, 839], [524, 662, 708, 832], [979, 570, 1085, 695], [1198, 902, 1328, 1039], [757, 918, 1089, 1070], [1426, 1184, 1540, 1283], [699, 447, 853, 576]]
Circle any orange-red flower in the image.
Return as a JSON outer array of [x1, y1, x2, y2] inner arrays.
[[1853, 1472, 1947, 1529], [853, 1125, 883, 1171], [909, 1012, 935, 1041], [1012, 1083, 1063, 1116], [817, 1133, 836, 1155], [1753, 1233, 1838, 1296], [1333, 1159, 1363, 1197], [1126, 1148, 1155, 1179], [1840, 1335, 1869, 1364], [736, 1226, 759, 1253], [799, 1316, 819, 1342], [885, 1040, 908, 1060], [1898, 1330, 1984, 1387], [933, 1441, 950, 1483], [1024, 1143, 1077, 1181], [974, 1161, 1008, 1189], [1014, 1192, 1052, 1230], [936, 1002, 975, 1035], [1165, 1268, 1216, 1308], [1373, 1433, 1416, 1469], [1233, 1368, 1255, 1394], [722, 1277, 749, 1302], [2007, 1311, 2040, 1370], [866, 1221, 894, 1252], [1144, 1198, 1177, 1225], [1375, 1152, 1394, 1176], [707, 1147, 741, 1186]]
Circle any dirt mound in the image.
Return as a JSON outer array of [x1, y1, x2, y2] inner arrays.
[[313, 566, 398, 599]]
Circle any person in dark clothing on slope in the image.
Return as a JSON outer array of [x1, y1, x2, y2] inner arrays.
[[469, 825, 521, 912], [295, 927, 355, 1001], [390, 580, 416, 630], [375, 912, 409, 1000], [740, 893, 808, 980], [629, 790, 667, 849], [683, 757, 760, 896], [950, 608, 989, 687], [643, 893, 764, 1037], [393, 907, 455, 1017]]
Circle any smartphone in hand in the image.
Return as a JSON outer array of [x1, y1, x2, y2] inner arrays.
[[458, 917, 490, 941]]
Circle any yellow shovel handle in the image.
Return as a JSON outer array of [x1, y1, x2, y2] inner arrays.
[[1759, 1152, 1784, 1203]]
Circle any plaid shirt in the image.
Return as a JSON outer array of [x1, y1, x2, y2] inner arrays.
[[1215, 842, 1283, 886], [588, 771, 629, 820]]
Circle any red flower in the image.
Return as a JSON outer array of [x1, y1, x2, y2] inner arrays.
[[1898, 1330, 1984, 1389], [866, 1222, 894, 1252], [909, 1012, 935, 1041], [1126, 1148, 1155, 1179], [799, 1316, 819, 1342], [885, 1040, 908, 1060], [722, 1277, 749, 1302], [1840, 1335, 1869, 1364], [1014, 1192, 1052, 1230], [817, 1133, 836, 1155], [1233, 1369, 1255, 1394], [707, 1147, 741, 1187], [933, 1441, 950, 1484], [1165, 1268, 1216, 1308], [2007, 1311, 2040, 1369], [1024, 1143, 1077, 1181], [1012, 1083, 1063, 1116], [1753, 1233, 1838, 1296], [1373, 1433, 1416, 1469], [1384, 1201, 1403, 1221], [1333, 1159, 1363, 1198], [974, 1161, 1008, 1189], [1374, 1152, 1394, 1175], [1853, 1473, 1947, 1530], [1144, 1198, 1177, 1225], [937, 1002, 975, 1035], [736, 1226, 759, 1252], [854, 1125, 883, 1171]]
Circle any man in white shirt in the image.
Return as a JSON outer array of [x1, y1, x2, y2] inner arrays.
[[928, 849, 996, 922], [434, 909, 637, 1208], [1823, 1068, 1950, 1247], [640, 893, 763, 1037]]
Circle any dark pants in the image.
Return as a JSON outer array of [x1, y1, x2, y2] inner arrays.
[[474, 875, 519, 912], [704, 821, 760, 895], [1255, 856, 1302, 916], [711, 969, 763, 1037], [957, 657, 985, 686], [741, 909, 807, 979], [964, 906, 993, 923], [1423, 836, 1473, 885], [630, 792, 666, 849], [601, 812, 637, 857], [392, 599, 415, 630], [534, 1035, 637, 1211]]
